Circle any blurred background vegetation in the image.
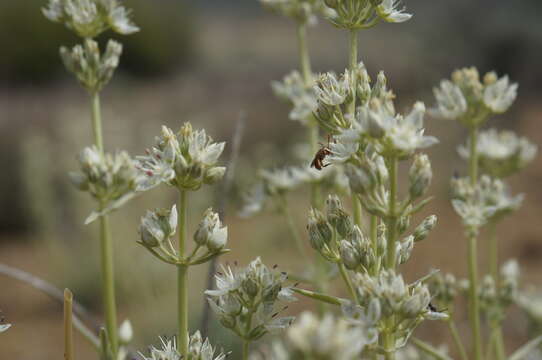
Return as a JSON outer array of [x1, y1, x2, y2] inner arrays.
[[1, 0, 541, 359]]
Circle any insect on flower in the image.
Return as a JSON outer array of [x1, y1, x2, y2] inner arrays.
[[310, 135, 334, 171]]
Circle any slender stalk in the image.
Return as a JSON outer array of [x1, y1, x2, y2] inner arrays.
[[279, 197, 306, 257], [467, 126, 483, 360], [296, 22, 321, 208], [0, 263, 100, 350], [369, 215, 379, 275], [383, 327, 396, 360], [386, 156, 398, 269], [495, 327, 506, 360], [242, 340, 250, 360], [338, 263, 359, 303], [91, 92, 104, 152], [468, 231, 483, 360], [469, 127, 479, 187], [64, 289, 74, 360], [297, 23, 312, 85], [90, 90, 118, 355], [448, 319, 469, 360], [98, 206, 118, 354], [177, 190, 189, 356], [411, 337, 453, 360], [353, 196, 363, 228], [488, 221, 498, 282]]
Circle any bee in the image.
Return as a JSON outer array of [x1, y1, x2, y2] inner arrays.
[[310, 135, 334, 171]]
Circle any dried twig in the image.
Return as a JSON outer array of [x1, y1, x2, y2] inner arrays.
[[200, 111, 246, 337]]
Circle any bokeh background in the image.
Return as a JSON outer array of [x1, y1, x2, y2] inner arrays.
[[1, 0, 541, 359]]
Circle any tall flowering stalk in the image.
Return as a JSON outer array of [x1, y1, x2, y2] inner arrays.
[[432, 67, 537, 360], [42, 0, 139, 355], [136, 123, 228, 357]]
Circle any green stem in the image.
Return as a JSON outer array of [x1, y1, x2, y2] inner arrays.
[[467, 125, 483, 360], [488, 221, 498, 282], [348, 29, 358, 115], [468, 232, 483, 360], [98, 205, 118, 355], [177, 190, 189, 356], [469, 126, 479, 186], [386, 156, 398, 269], [64, 289, 74, 360], [242, 340, 250, 360], [494, 326, 506, 360], [369, 215, 379, 275], [411, 337, 453, 360], [280, 197, 306, 257], [297, 23, 312, 85], [338, 263, 359, 304], [91, 92, 104, 153], [383, 326, 396, 360], [448, 318, 469, 360], [352, 196, 363, 227]]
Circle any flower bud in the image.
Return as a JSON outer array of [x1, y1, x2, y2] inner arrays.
[[413, 215, 437, 242], [194, 208, 228, 251], [118, 320, 133, 344], [242, 278, 259, 298], [308, 209, 333, 251], [345, 163, 375, 195], [326, 195, 352, 238], [204, 166, 226, 185], [397, 212, 411, 234], [139, 205, 177, 247], [409, 154, 432, 199], [340, 240, 360, 270], [397, 236, 414, 264]]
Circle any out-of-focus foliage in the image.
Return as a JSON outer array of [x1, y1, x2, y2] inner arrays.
[[0, 0, 194, 84]]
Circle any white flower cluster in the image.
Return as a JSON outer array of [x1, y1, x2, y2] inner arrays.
[[260, 0, 328, 25], [43, 0, 139, 38], [479, 260, 520, 321], [458, 128, 537, 178], [239, 165, 348, 217], [138, 207, 228, 265], [451, 175, 523, 230], [432, 67, 517, 127], [272, 71, 318, 124], [139, 332, 227, 360], [277, 311, 377, 359], [69, 146, 142, 223], [205, 258, 296, 341], [351, 270, 446, 350], [428, 272, 458, 307], [60, 39, 122, 93], [324, 0, 412, 29], [136, 124, 226, 191]]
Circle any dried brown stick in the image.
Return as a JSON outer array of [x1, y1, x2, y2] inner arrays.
[[200, 111, 245, 337]]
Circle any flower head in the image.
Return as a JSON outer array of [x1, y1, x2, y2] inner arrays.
[[458, 128, 537, 178], [137, 124, 225, 191], [206, 258, 296, 341], [193, 208, 228, 251], [139, 332, 227, 360], [272, 71, 318, 124], [69, 145, 142, 223], [323, 0, 412, 29], [138, 205, 177, 248], [260, 0, 328, 25], [43, 0, 139, 38], [432, 68, 518, 127], [60, 38, 122, 93]]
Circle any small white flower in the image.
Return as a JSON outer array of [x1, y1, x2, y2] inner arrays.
[[314, 72, 350, 106], [483, 75, 518, 113], [0, 324, 11, 333], [118, 319, 133, 344], [376, 0, 412, 23], [431, 80, 468, 120], [458, 128, 537, 178], [272, 71, 318, 124], [137, 123, 225, 191]]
